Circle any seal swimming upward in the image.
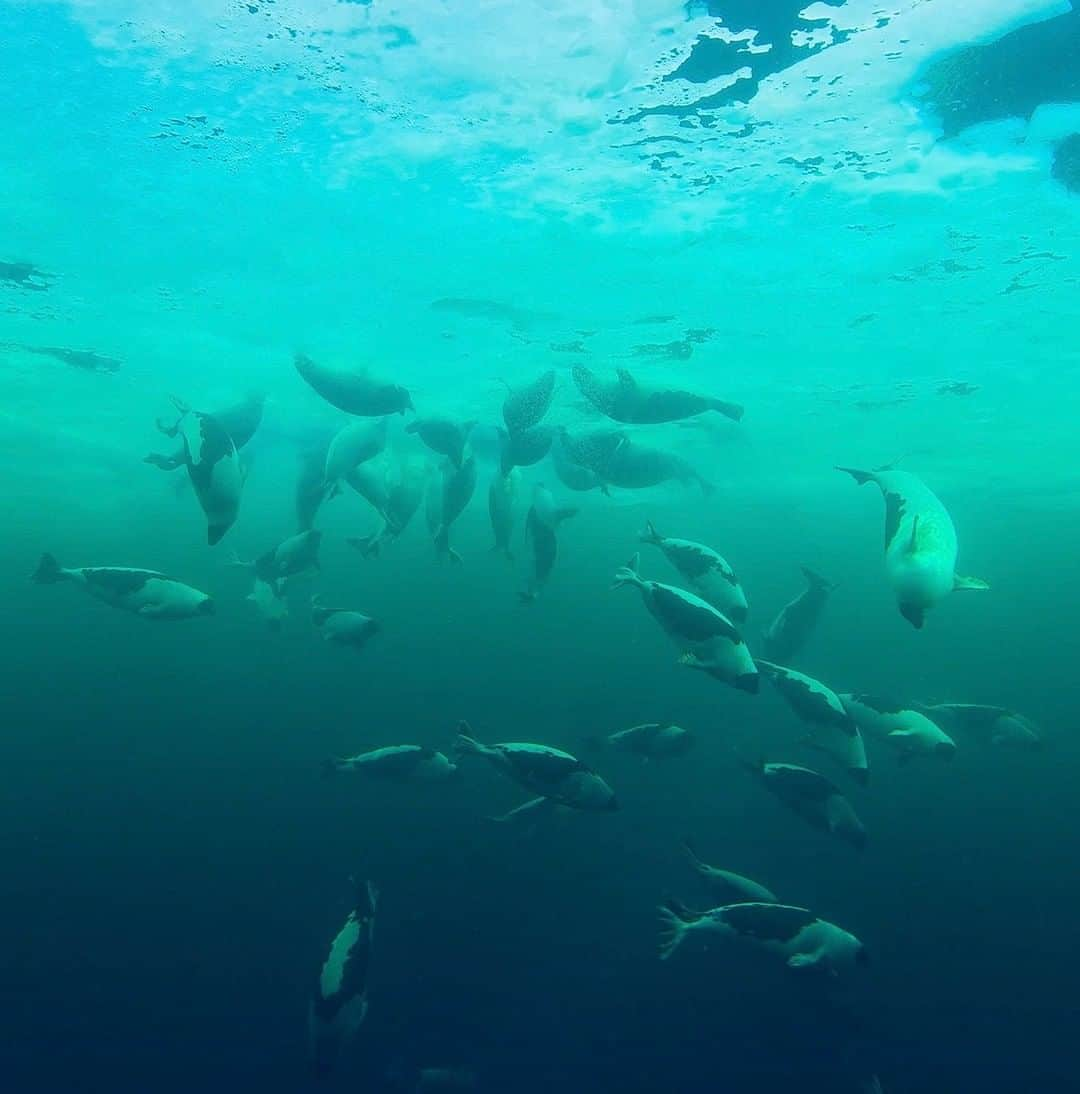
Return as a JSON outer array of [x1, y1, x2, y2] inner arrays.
[[836, 464, 987, 628], [639, 520, 748, 623]]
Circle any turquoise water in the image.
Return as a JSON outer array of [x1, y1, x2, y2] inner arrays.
[[3, 3, 1079, 1091]]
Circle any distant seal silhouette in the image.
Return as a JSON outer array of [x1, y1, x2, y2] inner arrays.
[[573, 363, 742, 424], [760, 567, 837, 663]]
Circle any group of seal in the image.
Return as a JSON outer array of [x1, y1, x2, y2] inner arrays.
[[28, 342, 1030, 1093]]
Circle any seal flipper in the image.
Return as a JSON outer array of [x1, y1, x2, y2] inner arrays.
[[32, 553, 66, 584], [787, 951, 824, 970], [905, 514, 921, 554], [709, 398, 744, 422], [488, 796, 555, 824], [144, 451, 184, 470], [611, 552, 643, 590], [953, 574, 989, 591], [835, 465, 877, 486], [800, 566, 837, 591], [657, 897, 704, 960]]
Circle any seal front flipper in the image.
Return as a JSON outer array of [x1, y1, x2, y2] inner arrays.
[[905, 514, 922, 554], [953, 574, 989, 591], [787, 951, 824, 970], [488, 796, 555, 824], [144, 451, 183, 470]]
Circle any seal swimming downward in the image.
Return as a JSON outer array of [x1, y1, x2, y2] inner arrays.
[[836, 464, 987, 628]]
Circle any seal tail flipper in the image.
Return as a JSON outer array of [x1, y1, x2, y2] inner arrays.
[[658, 898, 701, 960], [953, 574, 989, 591], [32, 552, 66, 584], [453, 723, 487, 758], [835, 466, 876, 486], [734, 751, 766, 778], [349, 878, 378, 918], [710, 399, 744, 422], [681, 838, 708, 875], [639, 520, 662, 546], [800, 566, 837, 592], [611, 552, 643, 590]]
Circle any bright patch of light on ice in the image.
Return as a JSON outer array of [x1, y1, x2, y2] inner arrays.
[[62, 0, 1075, 224]]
